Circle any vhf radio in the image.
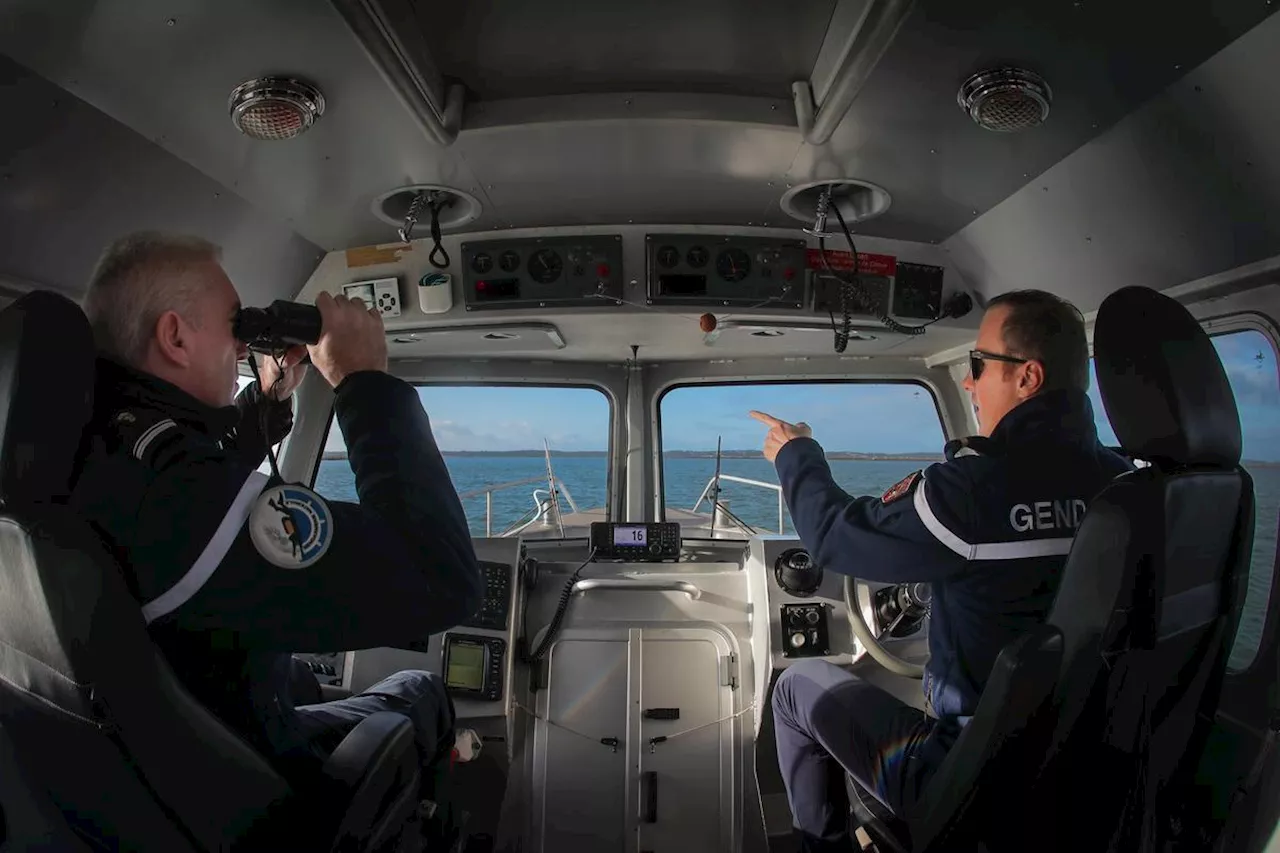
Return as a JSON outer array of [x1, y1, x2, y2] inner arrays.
[[590, 522, 681, 561]]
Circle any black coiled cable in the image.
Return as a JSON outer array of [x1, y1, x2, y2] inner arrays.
[[522, 549, 597, 663], [818, 192, 938, 347]]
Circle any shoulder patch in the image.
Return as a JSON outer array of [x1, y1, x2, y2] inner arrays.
[[248, 484, 334, 569], [109, 409, 206, 474], [881, 470, 922, 504], [132, 418, 177, 461]]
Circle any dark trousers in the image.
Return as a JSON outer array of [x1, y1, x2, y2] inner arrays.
[[294, 670, 456, 780], [772, 660, 949, 851]]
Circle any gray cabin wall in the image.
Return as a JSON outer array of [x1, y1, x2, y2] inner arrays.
[[0, 54, 320, 308]]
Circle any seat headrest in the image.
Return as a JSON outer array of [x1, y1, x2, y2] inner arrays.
[[0, 291, 96, 503], [1094, 286, 1241, 468]]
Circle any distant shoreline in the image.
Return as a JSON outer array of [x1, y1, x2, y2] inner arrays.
[[321, 450, 1280, 466], [322, 450, 944, 461]]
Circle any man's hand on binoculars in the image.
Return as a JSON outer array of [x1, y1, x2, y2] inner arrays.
[[256, 346, 309, 400], [307, 292, 389, 389]]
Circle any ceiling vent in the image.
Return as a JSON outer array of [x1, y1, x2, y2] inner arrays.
[[228, 77, 325, 141], [372, 185, 482, 231], [958, 67, 1052, 133], [779, 180, 892, 228]]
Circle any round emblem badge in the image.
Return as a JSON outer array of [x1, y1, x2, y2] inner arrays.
[[248, 484, 334, 569]]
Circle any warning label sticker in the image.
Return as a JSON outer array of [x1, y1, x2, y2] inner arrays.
[[805, 249, 896, 277]]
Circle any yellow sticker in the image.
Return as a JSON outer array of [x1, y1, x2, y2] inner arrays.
[[345, 243, 412, 268]]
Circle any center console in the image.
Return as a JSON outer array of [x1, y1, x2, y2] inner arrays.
[[334, 538, 523, 720]]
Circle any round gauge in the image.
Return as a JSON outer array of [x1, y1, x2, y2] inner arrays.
[[471, 252, 493, 275], [656, 245, 681, 269], [716, 248, 751, 283], [499, 250, 521, 272], [686, 246, 709, 268], [527, 248, 563, 284]]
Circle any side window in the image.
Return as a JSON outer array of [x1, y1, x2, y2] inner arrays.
[[236, 375, 290, 476], [659, 382, 946, 537], [1089, 329, 1280, 671], [315, 385, 612, 539], [1085, 362, 1120, 448], [1217, 331, 1280, 670]]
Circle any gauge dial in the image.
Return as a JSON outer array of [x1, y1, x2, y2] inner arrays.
[[527, 248, 564, 284], [471, 252, 493, 275], [716, 248, 751, 283], [499, 250, 521, 272], [686, 246, 709, 268], [657, 245, 681, 269]]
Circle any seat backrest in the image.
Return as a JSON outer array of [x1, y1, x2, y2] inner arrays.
[[1036, 286, 1253, 847], [0, 292, 295, 851], [908, 624, 1063, 852]]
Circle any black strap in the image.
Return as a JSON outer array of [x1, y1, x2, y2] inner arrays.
[[428, 199, 451, 269]]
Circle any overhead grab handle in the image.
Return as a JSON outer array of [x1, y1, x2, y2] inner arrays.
[[571, 579, 702, 600], [793, 0, 917, 145]]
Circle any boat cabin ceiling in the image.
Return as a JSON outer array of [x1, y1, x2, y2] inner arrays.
[[1, 0, 1279, 363]]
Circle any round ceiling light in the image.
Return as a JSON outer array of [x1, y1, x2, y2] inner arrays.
[[229, 77, 325, 141], [958, 67, 1052, 133]]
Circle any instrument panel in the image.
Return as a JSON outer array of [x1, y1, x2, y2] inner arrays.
[[461, 235, 624, 310], [646, 234, 806, 308]]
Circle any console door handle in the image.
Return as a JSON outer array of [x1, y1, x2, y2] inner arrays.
[[571, 579, 701, 599], [641, 771, 658, 823]]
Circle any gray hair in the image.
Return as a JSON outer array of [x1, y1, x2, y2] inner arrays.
[[83, 232, 223, 366]]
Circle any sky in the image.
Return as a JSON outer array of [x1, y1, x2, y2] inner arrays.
[[321, 328, 1280, 462]]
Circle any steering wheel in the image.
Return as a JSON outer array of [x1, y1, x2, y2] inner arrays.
[[843, 576, 929, 679]]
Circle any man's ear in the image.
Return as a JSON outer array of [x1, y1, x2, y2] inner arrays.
[[153, 310, 192, 368], [1018, 359, 1046, 398]]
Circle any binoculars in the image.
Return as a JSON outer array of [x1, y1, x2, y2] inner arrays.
[[234, 300, 322, 351]]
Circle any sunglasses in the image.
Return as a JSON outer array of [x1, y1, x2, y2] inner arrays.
[[969, 349, 1029, 380]]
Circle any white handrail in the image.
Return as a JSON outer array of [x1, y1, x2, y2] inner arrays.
[[457, 476, 579, 537], [691, 473, 786, 535]]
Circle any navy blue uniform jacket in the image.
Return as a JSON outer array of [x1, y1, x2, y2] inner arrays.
[[774, 389, 1130, 723], [72, 360, 482, 765]]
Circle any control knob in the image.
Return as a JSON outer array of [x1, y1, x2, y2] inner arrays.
[[790, 632, 807, 648]]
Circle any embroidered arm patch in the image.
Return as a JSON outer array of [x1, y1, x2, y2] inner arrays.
[[881, 470, 922, 504]]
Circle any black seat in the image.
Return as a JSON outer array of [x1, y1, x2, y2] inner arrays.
[[1030, 285, 1254, 850], [0, 291, 422, 851], [853, 285, 1253, 852]]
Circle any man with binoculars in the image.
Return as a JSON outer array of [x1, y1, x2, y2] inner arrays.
[[71, 232, 482, 800]]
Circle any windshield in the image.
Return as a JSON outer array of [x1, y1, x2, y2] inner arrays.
[[659, 381, 947, 537], [315, 384, 612, 539]]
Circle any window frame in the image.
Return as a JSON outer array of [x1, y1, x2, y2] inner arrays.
[[310, 379, 619, 532], [652, 377, 948, 529]]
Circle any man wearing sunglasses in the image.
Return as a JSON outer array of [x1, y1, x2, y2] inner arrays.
[[752, 289, 1130, 852]]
